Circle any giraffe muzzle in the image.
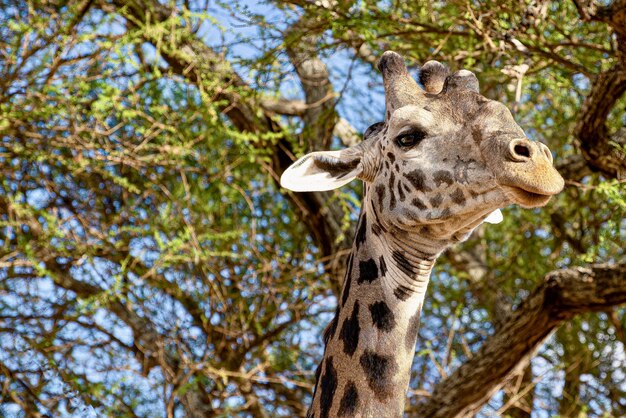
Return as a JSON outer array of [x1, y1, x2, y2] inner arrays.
[[507, 139, 553, 163], [498, 139, 564, 207]]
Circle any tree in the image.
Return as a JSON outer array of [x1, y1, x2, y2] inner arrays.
[[0, 0, 624, 416]]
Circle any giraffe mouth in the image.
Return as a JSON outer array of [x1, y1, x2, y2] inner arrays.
[[502, 186, 553, 208]]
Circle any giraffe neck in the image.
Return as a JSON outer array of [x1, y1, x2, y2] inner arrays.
[[308, 201, 446, 418]]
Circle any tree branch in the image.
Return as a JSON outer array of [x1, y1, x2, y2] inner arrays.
[[111, 0, 356, 280], [419, 263, 626, 418], [260, 97, 308, 116], [0, 361, 46, 417], [574, 0, 626, 180], [333, 117, 361, 147], [44, 260, 215, 417], [285, 21, 338, 152], [555, 154, 594, 182]]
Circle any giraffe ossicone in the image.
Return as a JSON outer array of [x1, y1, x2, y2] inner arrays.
[[281, 51, 564, 417]]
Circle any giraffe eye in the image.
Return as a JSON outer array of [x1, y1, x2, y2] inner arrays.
[[395, 129, 426, 148]]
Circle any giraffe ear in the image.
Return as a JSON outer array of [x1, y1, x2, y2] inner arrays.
[[483, 209, 503, 224], [280, 150, 363, 192]]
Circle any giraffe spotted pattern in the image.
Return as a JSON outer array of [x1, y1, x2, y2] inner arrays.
[[369, 301, 396, 332], [282, 50, 564, 417], [339, 302, 360, 356], [359, 350, 399, 401]]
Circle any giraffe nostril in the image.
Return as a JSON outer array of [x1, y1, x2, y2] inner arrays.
[[539, 142, 554, 163], [513, 144, 531, 158], [508, 139, 534, 161]]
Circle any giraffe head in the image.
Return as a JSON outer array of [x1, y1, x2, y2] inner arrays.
[[281, 51, 564, 244]]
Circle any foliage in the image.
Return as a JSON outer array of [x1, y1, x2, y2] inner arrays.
[[0, 1, 624, 417]]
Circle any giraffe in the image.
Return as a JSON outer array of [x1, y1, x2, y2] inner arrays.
[[280, 51, 564, 418]]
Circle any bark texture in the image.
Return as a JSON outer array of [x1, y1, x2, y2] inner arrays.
[[574, 0, 626, 179], [418, 264, 626, 418]]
